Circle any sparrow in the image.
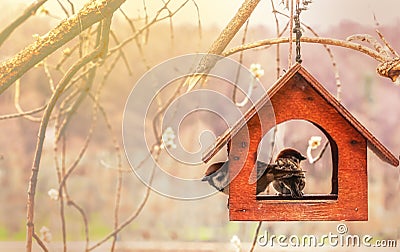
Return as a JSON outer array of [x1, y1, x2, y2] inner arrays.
[[201, 160, 283, 195], [271, 148, 307, 198], [272, 173, 306, 198], [201, 161, 230, 194], [202, 155, 305, 196]]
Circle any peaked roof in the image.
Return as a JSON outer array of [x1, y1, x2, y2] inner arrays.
[[202, 63, 399, 167]]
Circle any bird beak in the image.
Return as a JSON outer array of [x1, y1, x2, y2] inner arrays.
[[201, 176, 208, 182], [300, 155, 307, 161]]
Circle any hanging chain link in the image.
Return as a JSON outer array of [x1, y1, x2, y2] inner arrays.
[[293, 10, 302, 63]]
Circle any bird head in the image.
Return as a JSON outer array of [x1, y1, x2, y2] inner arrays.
[[276, 148, 306, 163], [201, 161, 229, 194]]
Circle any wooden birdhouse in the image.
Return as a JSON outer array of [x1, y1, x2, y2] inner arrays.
[[202, 63, 399, 221]]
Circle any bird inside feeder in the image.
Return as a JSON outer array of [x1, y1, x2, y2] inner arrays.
[[202, 147, 308, 198]]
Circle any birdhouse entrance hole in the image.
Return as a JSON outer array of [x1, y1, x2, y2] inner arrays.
[[255, 119, 338, 200]]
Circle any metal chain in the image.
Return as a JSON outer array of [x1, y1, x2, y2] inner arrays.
[[293, 11, 302, 63]]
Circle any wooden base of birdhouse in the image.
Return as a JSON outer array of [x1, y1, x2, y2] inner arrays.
[[256, 194, 338, 201], [229, 197, 368, 221]]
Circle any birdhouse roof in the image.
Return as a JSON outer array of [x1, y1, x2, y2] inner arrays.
[[202, 63, 399, 167]]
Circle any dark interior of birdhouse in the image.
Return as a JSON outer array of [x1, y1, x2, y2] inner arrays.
[[255, 119, 338, 200]]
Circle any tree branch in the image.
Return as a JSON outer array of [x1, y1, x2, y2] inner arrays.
[[26, 13, 112, 251], [185, 0, 261, 90], [223, 36, 400, 82], [0, 0, 126, 94], [207, 0, 260, 55], [0, 0, 48, 47]]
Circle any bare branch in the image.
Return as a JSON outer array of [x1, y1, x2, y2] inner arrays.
[[271, 0, 281, 78], [249, 221, 262, 252], [232, 20, 249, 105], [32, 232, 49, 252], [346, 34, 390, 59], [142, 0, 150, 44], [118, 8, 149, 68], [190, 0, 202, 42], [288, 0, 294, 67], [223, 36, 400, 82], [0, 105, 46, 121], [224, 36, 385, 60], [376, 29, 399, 58], [67, 200, 90, 250], [67, 0, 75, 15], [0, 0, 48, 47], [185, 0, 261, 90], [14, 80, 42, 122], [208, 0, 261, 55], [110, 30, 132, 75], [56, 0, 70, 18], [88, 159, 157, 251], [0, 0, 126, 94], [26, 13, 112, 250], [275, 9, 342, 99]]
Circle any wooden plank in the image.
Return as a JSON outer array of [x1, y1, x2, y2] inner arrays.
[[256, 194, 338, 201]]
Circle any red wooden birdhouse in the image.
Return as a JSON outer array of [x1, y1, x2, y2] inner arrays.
[[202, 63, 399, 221]]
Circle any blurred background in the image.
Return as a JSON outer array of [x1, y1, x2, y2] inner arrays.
[[0, 0, 399, 251]]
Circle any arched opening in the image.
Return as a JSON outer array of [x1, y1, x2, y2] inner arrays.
[[256, 119, 338, 200]]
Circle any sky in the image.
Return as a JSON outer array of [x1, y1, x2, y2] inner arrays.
[[186, 0, 400, 30], [114, 0, 400, 30], [11, 0, 398, 31]]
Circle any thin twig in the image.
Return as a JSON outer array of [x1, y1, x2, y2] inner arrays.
[[108, 0, 189, 56], [59, 136, 67, 252], [232, 19, 249, 105], [118, 7, 149, 68], [67, 200, 90, 251], [26, 19, 110, 250], [223, 36, 388, 62], [275, 10, 342, 100], [190, 0, 202, 43], [56, 0, 70, 17], [14, 80, 42, 122], [307, 141, 329, 164], [142, 0, 149, 44], [59, 176, 67, 252], [55, 16, 112, 142], [376, 29, 399, 58], [32, 232, 49, 252], [347, 34, 390, 60], [57, 82, 99, 251], [58, 103, 97, 194], [0, 104, 46, 120], [160, 0, 175, 48], [43, 59, 55, 92], [208, 0, 261, 56], [88, 156, 158, 251], [271, 0, 281, 78], [56, 43, 79, 71], [110, 30, 132, 75], [0, 0, 126, 94], [55, 64, 97, 142], [249, 221, 262, 252], [67, 0, 75, 15], [185, 0, 262, 90], [288, 0, 294, 67], [0, 0, 48, 47]]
